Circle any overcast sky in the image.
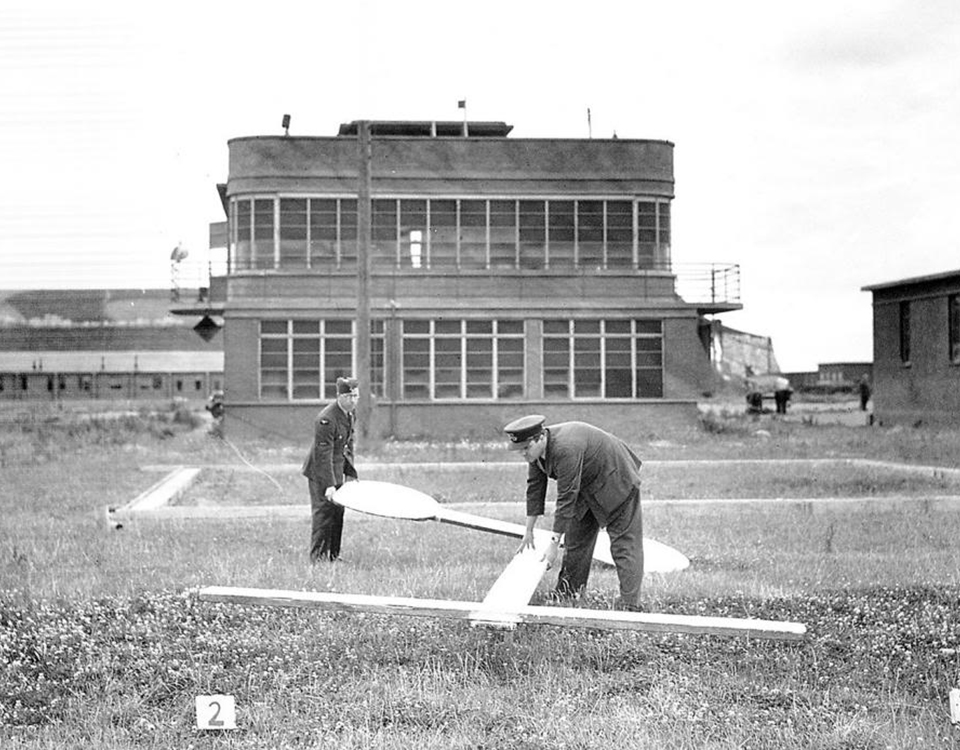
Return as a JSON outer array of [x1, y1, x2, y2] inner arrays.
[[1, 0, 958, 371]]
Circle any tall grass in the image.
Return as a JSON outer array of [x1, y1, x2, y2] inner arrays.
[[2, 403, 960, 748]]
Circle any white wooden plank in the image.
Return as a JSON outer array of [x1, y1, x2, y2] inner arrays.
[[111, 505, 307, 521], [469, 548, 550, 629], [442, 511, 690, 573], [335, 481, 689, 571], [122, 467, 200, 511], [195, 586, 807, 641]]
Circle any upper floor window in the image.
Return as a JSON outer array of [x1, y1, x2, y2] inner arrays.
[[279, 198, 308, 268], [230, 196, 670, 273]]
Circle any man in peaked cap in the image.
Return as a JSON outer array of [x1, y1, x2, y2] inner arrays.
[[504, 415, 645, 610], [302, 376, 360, 562]]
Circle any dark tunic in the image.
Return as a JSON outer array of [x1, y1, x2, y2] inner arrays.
[[524, 421, 645, 608], [301, 401, 357, 561]]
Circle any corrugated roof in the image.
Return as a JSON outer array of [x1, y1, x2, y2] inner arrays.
[[0, 351, 223, 372], [0, 289, 187, 326]]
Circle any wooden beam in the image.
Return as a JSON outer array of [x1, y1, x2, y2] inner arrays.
[[437, 508, 615, 566], [333, 480, 688, 572], [120, 467, 200, 512], [469, 548, 550, 629], [437, 510, 689, 572], [195, 586, 807, 641]]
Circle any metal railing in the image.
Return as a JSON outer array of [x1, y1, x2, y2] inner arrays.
[[171, 259, 741, 307], [672, 263, 741, 305]]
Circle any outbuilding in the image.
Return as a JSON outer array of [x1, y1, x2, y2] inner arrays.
[[862, 269, 960, 426]]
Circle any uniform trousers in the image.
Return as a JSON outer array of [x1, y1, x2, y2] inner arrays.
[[556, 486, 644, 609], [308, 478, 344, 561]]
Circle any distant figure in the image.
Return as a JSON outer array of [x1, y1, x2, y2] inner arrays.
[[858, 375, 872, 411], [773, 376, 793, 415], [205, 390, 224, 420], [745, 380, 764, 414]]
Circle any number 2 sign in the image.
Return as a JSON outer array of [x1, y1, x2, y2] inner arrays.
[[195, 694, 237, 730]]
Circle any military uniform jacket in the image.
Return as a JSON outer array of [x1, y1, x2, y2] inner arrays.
[[301, 401, 357, 490], [525, 421, 642, 533]]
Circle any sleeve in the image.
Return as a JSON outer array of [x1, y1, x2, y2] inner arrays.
[[524, 462, 549, 518], [312, 417, 337, 490], [551, 446, 584, 533]]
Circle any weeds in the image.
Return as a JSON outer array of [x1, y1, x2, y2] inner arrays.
[[0, 403, 205, 467], [1, 587, 957, 745], [698, 409, 754, 436], [3, 405, 960, 747]]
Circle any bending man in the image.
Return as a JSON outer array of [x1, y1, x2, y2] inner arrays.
[[504, 415, 645, 611]]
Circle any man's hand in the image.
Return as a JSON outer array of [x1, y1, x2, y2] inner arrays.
[[324, 486, 336, 501], [516, 530, 536, 555]]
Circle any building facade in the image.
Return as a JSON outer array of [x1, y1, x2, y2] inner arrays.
[[817, 362, 872, 389], [0, 289, 223, 402], [862, 269, 960, 426], [199, 120, 741, 442]]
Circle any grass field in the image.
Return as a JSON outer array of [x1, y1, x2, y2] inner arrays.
[[2, 401, 960, 748]]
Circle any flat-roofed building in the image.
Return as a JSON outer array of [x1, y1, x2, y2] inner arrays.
[[197, 119, 742, 441], [0, 289, 223, 401]]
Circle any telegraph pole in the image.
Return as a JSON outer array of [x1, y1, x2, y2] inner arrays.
[[356, 121, 373, 440]]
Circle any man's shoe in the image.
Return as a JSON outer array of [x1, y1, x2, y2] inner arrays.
[[311, 554, 338, 563], [543, 589, 581, 606]]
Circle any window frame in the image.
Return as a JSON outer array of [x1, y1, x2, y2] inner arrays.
[[541, 318, 664, 399], [258, 319, 385, 401], [401, 319, 526, 401], [899, 300, 911, 365]]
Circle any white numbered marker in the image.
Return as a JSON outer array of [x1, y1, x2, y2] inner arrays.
[[950, 689, 960, 724], [195, 694, 237, 730]]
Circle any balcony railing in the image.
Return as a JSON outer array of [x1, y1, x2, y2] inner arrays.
[[171, 257, 741, 307], [673, 263, 741, 305]]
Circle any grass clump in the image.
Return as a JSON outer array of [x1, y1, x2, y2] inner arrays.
[[2, 587, 958, 747], [3, 403, 960, 747]]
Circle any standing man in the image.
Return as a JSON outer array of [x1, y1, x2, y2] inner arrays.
[[858, 374, 872, 412], [773, 376, 793, 415], [302, 376, 359, 562], [504, 415, 645, 611]]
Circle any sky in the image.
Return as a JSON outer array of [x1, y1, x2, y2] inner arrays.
[[1, 0, 958, 372]]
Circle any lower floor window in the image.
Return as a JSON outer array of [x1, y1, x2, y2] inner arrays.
[[543, 319, 663, 398], [259, 319, 385, 400], [257, 317, 663, 402], [402, 320, 524, 400]]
